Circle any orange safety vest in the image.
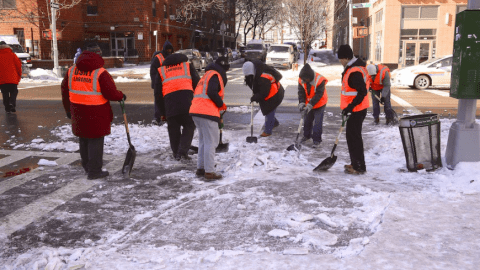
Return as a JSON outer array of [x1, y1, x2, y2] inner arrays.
[[261, 73, 279, 101], [159, 62, 193, 96], [68, 66, 108, 105], [189, 70, 224, 118], [299, 73, 328, 109], [156, 53, 165, 66], [340, 66, 370, 112], [370, 64, 390, 91]]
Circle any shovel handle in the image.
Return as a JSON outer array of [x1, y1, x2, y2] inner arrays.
[[250, 102, 254, 136]]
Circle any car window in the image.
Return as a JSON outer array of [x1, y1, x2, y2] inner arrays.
[[246, 44, 263, 50], [9, 44, 25, 54], [440, 57, 452, 67], [268, 46, 289, 53]]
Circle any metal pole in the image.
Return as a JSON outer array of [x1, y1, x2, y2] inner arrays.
[[445, 0, 480, 168], [349, 0, 353, 48], [51, 2, 60, 77]]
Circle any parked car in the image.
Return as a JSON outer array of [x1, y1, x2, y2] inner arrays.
[[176, 49, 203, 71], [284, 42, 299, 62], [238, 45, 246, 58], [232, 49, 240, 60], [393, 55, 453, 90], [200, 51, 214, 68], [244, 39, 267, 62], [217, 47, 233, 63], [266, 44, 295, 69]]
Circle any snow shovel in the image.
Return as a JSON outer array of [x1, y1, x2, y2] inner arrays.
[[246, 103, 257, 143], [287, 111, 306, 151], [313, 115, 349, 171], [216, 111, 229, 153], [120, 100, 136, 176]]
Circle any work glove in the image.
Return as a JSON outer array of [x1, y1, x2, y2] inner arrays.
[[220, 103, 227, 111], [250, 96, 256, 103], [66, 112, 71, 119], [380, 97, 385, 105], [342, 104, 354, 116], [122, 94, 127, 101], [305, 103, 313, 113], [298, 103, 306, 112]]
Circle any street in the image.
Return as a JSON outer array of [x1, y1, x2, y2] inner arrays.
[[1, 57, 480, 269]]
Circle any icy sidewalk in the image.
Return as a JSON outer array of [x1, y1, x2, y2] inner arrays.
[[1, 113, 480, 269]]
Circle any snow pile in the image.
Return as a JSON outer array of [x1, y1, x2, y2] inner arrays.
[[21, 68, 62, 83]]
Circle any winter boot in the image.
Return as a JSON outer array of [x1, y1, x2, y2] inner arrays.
[[312, 141, 322, 148], [374, 118, 379, 125], [204, 172, 222, 181], [386, 118, 394, 125], [196, 168, 205, 177], [260, 132, 271, 137], [344, 166, 365, 175], [87, 170, 109, 180]]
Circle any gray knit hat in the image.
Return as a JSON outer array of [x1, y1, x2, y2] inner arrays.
[[242, 61, 255, 76]]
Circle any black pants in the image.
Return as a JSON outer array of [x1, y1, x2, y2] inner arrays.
[[167, 114, 196, 157], [0, 84, 18, 112], [345, 109, 367, 172], [79, 137, 104, 175]]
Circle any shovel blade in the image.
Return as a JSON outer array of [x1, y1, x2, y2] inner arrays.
[[313, 155, 337, 171], [122, 146, 136, 176], [216, 143, 229, 153], [246, 136, 257, 143], [287, 143, 301, 151]]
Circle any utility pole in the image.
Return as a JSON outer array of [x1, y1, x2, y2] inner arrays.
[[445, 0, 480, 168], [50, 1, 60, 77], [220, 22, 226, 48], [348, 0, 353, 48]]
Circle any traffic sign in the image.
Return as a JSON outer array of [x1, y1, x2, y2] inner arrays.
[[352, 3, 371, 9], [50, 2, 59, 9]]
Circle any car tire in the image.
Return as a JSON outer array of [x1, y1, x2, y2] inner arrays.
[[414, 75, 430, 90]]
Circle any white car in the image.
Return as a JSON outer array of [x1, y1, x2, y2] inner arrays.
[[266, 44, 295, 69], [393, 55, 452, 89]]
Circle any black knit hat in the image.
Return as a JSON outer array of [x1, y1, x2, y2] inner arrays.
[[216, 56, 230, 72], [299, 63, 315, 82], [0, 41, 6, 45], [337, 44, 353, 60]]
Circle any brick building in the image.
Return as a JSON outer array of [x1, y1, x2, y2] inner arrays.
[[0, 0, 236, 63], [332, 0, 468, 70]]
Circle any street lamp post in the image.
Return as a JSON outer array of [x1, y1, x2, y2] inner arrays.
[[50, 1, 61, 77], [220, 22, 226, 48]]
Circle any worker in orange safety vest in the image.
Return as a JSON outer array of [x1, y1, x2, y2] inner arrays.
[[337, 44, 371, 175], [150, 40, 174, 126], [367, 63, 395, 125]]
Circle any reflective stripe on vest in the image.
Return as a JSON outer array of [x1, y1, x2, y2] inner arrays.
[[159, 62, 193, 96], [299, 73, 328, 109], [156, 53, 165, 66], [340, 66, 370, 112], [261, 73, 279, 101], [68, 66, 108, 105], [189, 70, 224, 118], [371, 64, 390, 91]]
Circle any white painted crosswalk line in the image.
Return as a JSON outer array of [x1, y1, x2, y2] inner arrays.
[[391, 93, 422, 115]]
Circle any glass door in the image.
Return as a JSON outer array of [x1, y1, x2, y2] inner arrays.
[[418, 42, 432, 64], [402, 41, 433, 67], [403, 42, 416, 67], [116, 38, 126, 57]]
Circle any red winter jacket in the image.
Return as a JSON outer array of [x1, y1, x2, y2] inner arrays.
[[61, 51, 124, 138], [0, 44, 22, 85]]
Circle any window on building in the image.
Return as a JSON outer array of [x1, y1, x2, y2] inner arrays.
[[152, 1, 156, 17], [400, 28, 436, 40], [456, 5, 467, 14], [375, 31, 382, 62], [87, 1, 98, 16], [169, 5, 173, 19], [375, 9, 383, 24], [0, 0, 15, 9], [164, 4, 167, 19], [402, 6, 438, 19]]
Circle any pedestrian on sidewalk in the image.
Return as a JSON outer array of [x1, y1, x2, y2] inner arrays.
[[154, 53, 200, 161], [366, 64, 394, 125], [242, 60, 284, 137], [61, 43, 126, 180], [73, 48, 82, 64], [337, 44, 371, 175], [0, 41, 22, 114], [297, 63, 328, 148], [150, 40, 174, 126], [189, 57, 229, 181]]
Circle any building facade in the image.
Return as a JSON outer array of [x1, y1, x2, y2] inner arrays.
[[332, 0, 467, 69], [0, 0, 236, 63]]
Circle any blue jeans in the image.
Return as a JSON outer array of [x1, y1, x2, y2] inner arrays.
[[372, 89, 393, 119], [264, 109, 279, 134], [303, 105, 325, 143]]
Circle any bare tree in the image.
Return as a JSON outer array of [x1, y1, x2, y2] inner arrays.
[[284, 0, 330, 64], [235, 0, 279, 44]]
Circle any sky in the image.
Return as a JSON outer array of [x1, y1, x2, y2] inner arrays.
[[2, 50, 480, 269]]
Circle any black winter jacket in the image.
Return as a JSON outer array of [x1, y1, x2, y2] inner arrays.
[[341, 58, 368, 109], [150, 40, 174, 89], [249, 60, 284, 115], [190, 62, 228, 123], [154, 53, 200, 118]]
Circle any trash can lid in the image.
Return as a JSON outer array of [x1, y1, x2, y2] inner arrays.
[[399, 114, 439, 128]]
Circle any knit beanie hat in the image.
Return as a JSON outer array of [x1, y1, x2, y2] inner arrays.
[[299, 63, 315, 82], [216, 56, 230, 72], [0, 41, 6, 45], [366, 64, 377, 75], [242, 61, 255, 76], [337, 44, 353, 59]]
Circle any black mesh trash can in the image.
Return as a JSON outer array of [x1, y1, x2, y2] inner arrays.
[[399, 114, 442, 172]]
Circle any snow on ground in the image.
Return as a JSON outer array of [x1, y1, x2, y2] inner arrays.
[[2, 112, 480, 269]]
